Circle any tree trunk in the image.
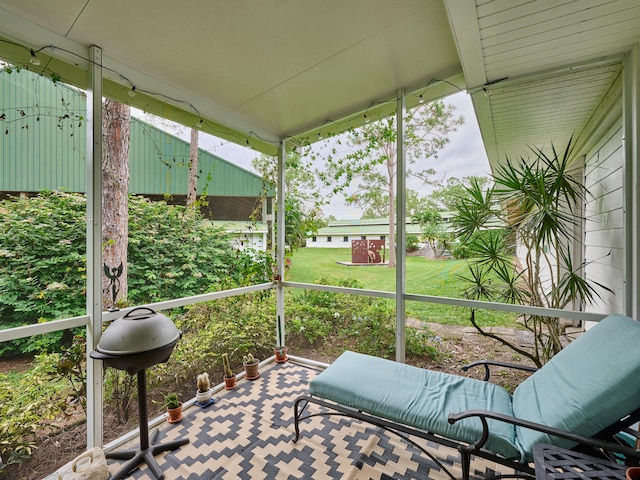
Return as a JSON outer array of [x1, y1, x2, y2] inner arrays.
[[187, 128, 199, 208], [388, 183, 396, 268], [387, 146, 397, 268], [102, 99, 130, 308]]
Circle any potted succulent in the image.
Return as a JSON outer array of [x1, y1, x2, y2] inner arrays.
[[163, 392, 183, 424], [196, 372, 214, 406], [222, 353, 236, 390], [242, 353, 260, 380]]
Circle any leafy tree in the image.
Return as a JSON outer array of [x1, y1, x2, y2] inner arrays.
[[426, 176, 491, 211], [252, 151, 326, 250], [361, 189, 427, 219], [283, 197, 323, 251], [253, 151, 321, 207], [452, 139, 610, 366], [319, 101, 463, 267], [411, 209, 451, 258]]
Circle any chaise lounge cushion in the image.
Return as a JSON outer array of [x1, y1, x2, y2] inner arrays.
[[309, 314, 640, 464], [512, 314, 640, 461], [309, 350, 521, 459]]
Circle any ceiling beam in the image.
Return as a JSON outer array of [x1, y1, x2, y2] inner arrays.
[[443, 0, 486, 90]]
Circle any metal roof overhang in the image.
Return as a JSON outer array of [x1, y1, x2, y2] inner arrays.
[[0, 0, 465, 156]]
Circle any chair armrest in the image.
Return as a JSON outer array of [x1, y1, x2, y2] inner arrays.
[[448, 409, 640, 460], [462, 360, 538, 381]]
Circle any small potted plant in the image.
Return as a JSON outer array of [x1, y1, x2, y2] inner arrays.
[[222, 353, 236, 390], [196, 372, 214, 406], [274, 345, 288, 363], [242, 353, 260, 380], [163, 392, 183, 424], [275, 316, 288, 363]]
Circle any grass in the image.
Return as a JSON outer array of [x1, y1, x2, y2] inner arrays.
[[287, 248, 520, 328]]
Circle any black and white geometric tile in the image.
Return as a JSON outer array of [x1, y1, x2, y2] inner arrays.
[[107, 362, 508, 480]]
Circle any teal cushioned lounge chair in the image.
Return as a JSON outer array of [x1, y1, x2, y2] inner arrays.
[[293, 314, 640, 480]]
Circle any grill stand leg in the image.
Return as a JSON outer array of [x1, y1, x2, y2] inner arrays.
[[107, 369, 189, 480]]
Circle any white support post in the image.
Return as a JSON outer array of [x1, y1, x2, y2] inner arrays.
[[276, 141, 286, 347], [86, 45, 104, 448], [623, 45, 640, 319], [395, 89, 407, 363]]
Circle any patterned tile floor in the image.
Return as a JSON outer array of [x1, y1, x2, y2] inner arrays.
[[106, 361, 511, 480]]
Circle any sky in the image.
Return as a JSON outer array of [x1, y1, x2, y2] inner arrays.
[[136, 91, 491, 220]]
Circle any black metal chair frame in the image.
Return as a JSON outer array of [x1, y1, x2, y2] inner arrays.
[[293, 361, 640, 480]]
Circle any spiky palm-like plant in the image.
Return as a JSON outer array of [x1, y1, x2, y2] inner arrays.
[[453, 138, 610, 366]]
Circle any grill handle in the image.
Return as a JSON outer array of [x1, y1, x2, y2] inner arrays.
[[123, 307, 157, 319]]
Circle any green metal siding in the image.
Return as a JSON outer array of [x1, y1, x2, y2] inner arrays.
[[128, 120, 272, 196], [1, 69, 274, 197], [0, 71, 86, 192]]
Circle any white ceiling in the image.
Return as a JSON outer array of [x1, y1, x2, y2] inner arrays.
[[1, 0, 639, 162], [0, 0, 464, 154], [446, 0, 640, 167]]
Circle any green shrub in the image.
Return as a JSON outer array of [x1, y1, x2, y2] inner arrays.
[[0, 192, 245, 355], [406, 234, 420, 252], [451, 242, 471, 259], [126, 196, 236, 302], [0, 192, 87, 325], [0, 356, 64, 470], [287, 313, 332, 346], [225, 248, 276, 288], [285, 278, 443, 361], [147, 293, 276, 393]]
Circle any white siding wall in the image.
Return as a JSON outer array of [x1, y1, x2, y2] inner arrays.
[[231, 233, 266, 251], [583, 113, 625, 314], [307, 235, 386, 248]]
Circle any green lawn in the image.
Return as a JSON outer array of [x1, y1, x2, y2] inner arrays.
[[287, 248, 519, 328]]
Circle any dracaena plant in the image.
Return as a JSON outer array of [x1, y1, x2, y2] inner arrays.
[[453, 137, 610, 366]]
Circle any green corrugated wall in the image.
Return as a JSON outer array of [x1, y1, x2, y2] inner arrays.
[[0, 69, 274, 197]]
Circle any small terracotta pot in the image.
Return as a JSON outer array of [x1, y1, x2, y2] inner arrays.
[[243, 360, 260, 380], [274, 346, 288, 363], [223, 374, 236, 390], [626, 467, 640, 480], [167, 403, 183, 424]]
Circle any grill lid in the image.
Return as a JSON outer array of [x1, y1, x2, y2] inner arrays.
[[97, 307, 180, 356]]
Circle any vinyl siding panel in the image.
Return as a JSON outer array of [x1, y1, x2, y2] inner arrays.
[[583, 116, 624, 314]]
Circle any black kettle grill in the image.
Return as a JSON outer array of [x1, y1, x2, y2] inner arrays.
[[90, 307, 189, 480]]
